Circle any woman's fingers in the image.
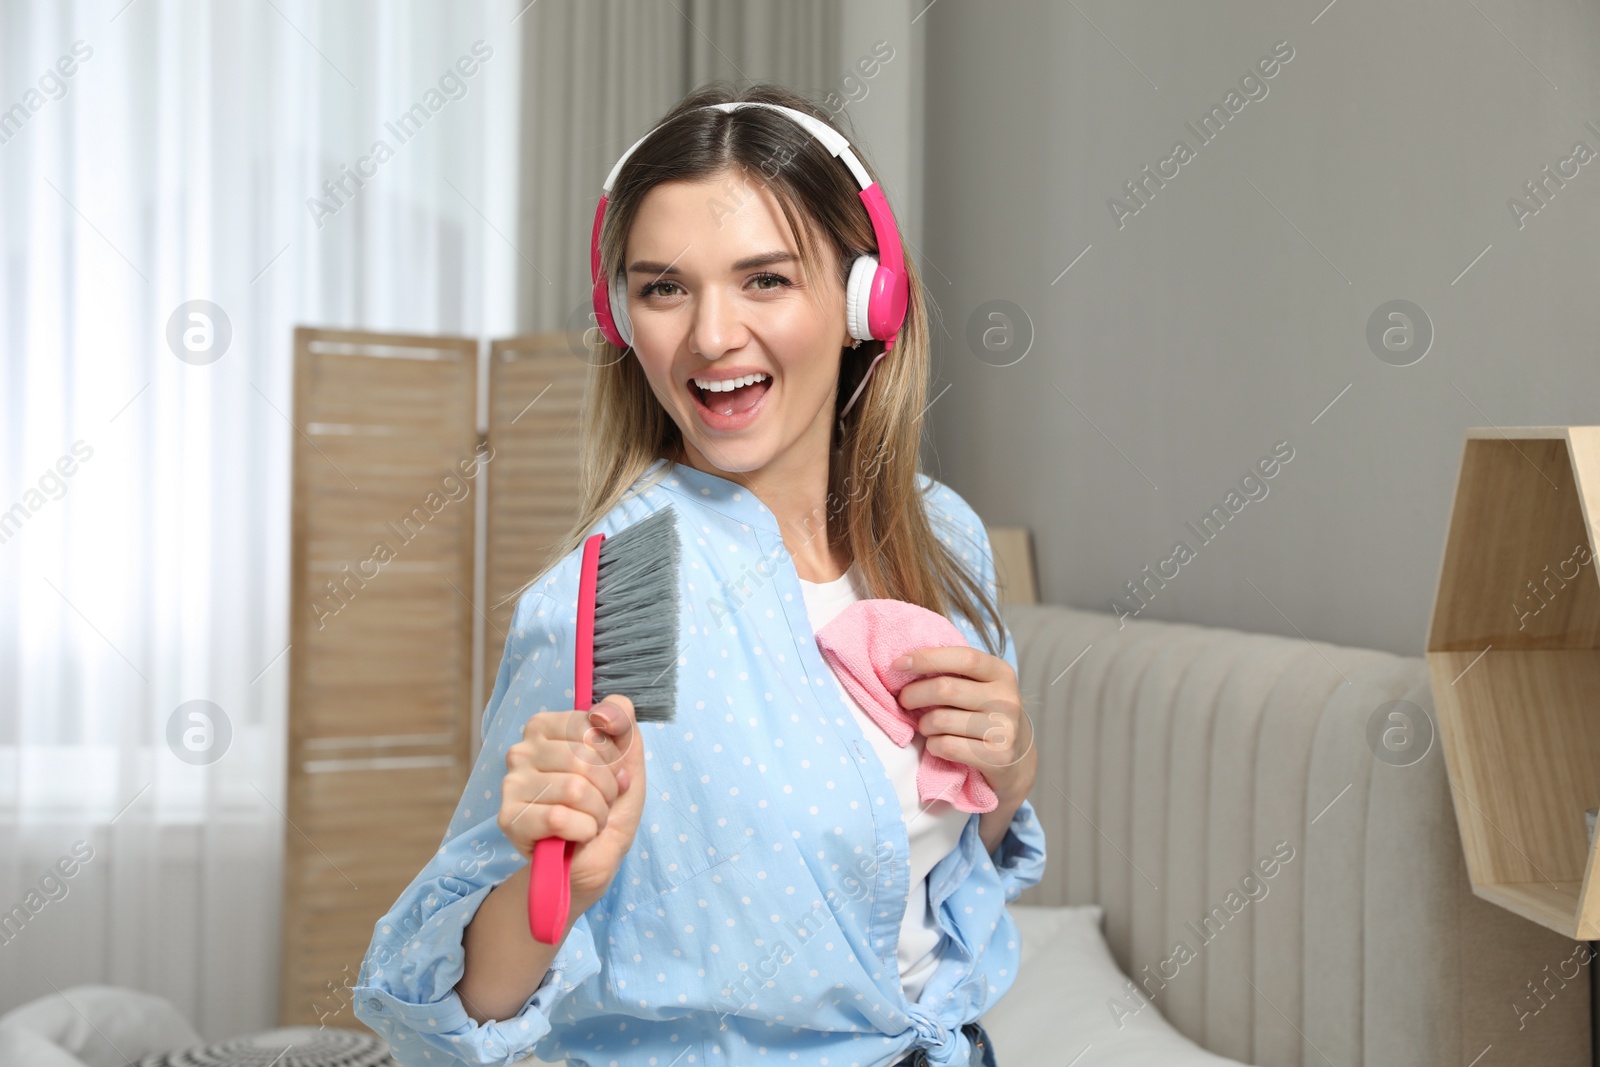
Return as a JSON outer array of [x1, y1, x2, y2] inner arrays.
[[500, 769, 609, 846], [580, 700, 633, 773], [521, 705, 628, 772], [893, 645, 1011, 684], [897, 669, 987, 715], [500, 707, 634, 855], [589, 695, 644, 805]]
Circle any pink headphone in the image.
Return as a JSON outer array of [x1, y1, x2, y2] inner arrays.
[[589, 101, 909, 419]]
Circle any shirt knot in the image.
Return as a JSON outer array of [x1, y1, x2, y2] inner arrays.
[[905, 1006, 953, 1058]]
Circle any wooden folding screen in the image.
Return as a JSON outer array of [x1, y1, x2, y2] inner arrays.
[[283, 327, 482, 1027], [478, 334, 591, 759]]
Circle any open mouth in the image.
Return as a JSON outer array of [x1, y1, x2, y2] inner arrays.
[[688, 373, 773, 423]]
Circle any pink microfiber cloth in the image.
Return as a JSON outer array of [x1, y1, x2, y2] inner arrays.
[[814, 599, 999, 814]]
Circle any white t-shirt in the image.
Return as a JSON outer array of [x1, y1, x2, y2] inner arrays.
[[798, 562, 970, 1004]]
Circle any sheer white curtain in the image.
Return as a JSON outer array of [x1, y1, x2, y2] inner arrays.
[[0, 0, 523, 1040]]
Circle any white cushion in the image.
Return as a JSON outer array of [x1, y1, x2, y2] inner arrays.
[[980, 905, 1246, 1065], [0, 1023, 89, 1067], [0, 985, 202, 1067]]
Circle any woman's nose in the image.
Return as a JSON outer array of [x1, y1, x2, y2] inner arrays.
[[688, 286, 749, 357]]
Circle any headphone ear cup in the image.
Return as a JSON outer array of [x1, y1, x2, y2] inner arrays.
[[608, 273, 633, 349], [845, 255, 878, 342]]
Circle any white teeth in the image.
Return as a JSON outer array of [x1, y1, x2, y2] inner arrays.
[[692, 372, 771, 392]]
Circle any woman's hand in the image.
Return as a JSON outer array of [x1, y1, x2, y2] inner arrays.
[[458, 698, 644, 1023], [892, 647, 1036, 808], [499, 694, 648, 908]]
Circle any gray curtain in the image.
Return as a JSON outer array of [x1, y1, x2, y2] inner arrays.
[[515, 0, 844, 333]]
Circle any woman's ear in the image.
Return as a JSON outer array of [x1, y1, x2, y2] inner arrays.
[[840, 320, 859, 350]]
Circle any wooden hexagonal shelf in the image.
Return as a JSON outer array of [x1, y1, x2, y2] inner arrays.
[[1427, 426, 1600, 938]]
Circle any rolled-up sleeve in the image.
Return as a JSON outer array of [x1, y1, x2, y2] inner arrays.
[[354, 888, 600, 1066], [353, 578, 600, 1066], [988, 796, 1048, 903]]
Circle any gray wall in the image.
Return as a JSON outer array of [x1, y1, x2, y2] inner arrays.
[[920, 0, 1600, 657]]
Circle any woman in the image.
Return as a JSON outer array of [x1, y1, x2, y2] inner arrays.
[[353, 82, 1046, 1067]]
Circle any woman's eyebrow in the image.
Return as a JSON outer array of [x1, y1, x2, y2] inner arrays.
[[627, 251, 796, 275]]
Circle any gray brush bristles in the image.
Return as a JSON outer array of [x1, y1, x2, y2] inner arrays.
[[589, 504, 682, 723]]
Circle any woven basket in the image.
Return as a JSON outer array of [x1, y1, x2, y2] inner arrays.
[[127, 1027, 395, 1067]]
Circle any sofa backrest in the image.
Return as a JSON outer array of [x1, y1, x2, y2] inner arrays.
[[1003, 602, 1588, 1066]]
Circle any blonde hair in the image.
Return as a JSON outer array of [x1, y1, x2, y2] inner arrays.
[[510, 81, 1004, 657]]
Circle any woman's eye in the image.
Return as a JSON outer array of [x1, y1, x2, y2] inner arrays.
[[750, 272, 792, 291], [637, 279, 680, 299]]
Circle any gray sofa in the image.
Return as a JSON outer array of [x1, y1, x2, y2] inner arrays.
[[1003, 600, 1590, 1065]]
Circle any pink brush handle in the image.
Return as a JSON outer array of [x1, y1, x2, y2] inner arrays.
[[529, 531, 605, 945]]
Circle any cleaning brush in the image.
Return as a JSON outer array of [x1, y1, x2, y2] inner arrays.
[[528, 503, 682, 944]]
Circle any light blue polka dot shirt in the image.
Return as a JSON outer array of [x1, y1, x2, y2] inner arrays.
[[352, 458, 1048, 1067]]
